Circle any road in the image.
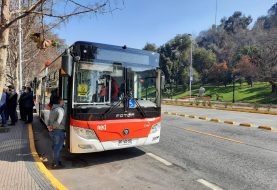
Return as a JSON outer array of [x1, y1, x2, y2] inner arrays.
[[162, 104, 277, 128], [33, 105, 277, 190]]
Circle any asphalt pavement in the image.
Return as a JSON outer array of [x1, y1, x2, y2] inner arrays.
[[143, 114, 277, 190], [32, 115, 206, 190], [33, 105, 277, 190], [162, 104, 277, 128]]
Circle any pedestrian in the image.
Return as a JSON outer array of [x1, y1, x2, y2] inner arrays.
[[0, 88, 7, 127], [111, 78, 119, 101], [49, 88, 59, 109], [21, 87, 34, 124], [6, 85, 18, 126], [100, 84, 107, 102], [18, 86, 27, 121], [47, 97, 65, 169]]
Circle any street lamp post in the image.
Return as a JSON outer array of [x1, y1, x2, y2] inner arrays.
[[18, 0, 23, 90], [170, 79, 174, 99], [232, 74, 235, 103], [188, 34, 193, 99]]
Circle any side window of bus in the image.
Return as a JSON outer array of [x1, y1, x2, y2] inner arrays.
[[62, 77, 68, 100]]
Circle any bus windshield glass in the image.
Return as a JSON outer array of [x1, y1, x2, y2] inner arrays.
[[74, 62, 124, 106], [127, 66, 158, 108], [73, 62, 159, 108]]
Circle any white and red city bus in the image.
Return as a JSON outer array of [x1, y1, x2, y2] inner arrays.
[[37, 41, 163, 153]]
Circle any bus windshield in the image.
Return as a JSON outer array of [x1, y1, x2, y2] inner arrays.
[[73, 62, 159, 108], [127, 66, 158, 107], [74, 62, 124, 106]]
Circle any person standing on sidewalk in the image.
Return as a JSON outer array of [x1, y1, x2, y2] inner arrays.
[[0, 88, 7, 127], [47, 97, 65, 169], [22, 87, 34, 124], [18, 86, 27, 121], [7, 85, 18, 126]]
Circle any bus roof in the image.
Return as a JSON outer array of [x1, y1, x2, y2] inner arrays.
[[72, 41, 159, 67], [73, 41, 159, 57], [38, 41, 160, 75]]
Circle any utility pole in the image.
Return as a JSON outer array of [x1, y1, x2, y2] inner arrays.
[[18, 0, 23, 90]]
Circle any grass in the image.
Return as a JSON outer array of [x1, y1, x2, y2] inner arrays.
[[171, 82, 277, 104]]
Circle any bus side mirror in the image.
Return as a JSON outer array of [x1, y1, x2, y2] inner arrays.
[[161, 75, 165, 90], [61, 49, 73, 77]]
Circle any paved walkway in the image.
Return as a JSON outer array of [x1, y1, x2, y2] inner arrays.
[[0, 120, 55, 190]]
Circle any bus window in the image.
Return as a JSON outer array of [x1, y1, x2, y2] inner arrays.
[[73, 62, 124, 106], [61, 77, 68, 100]]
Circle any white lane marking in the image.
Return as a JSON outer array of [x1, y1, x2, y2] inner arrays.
[[197, 179, 224, 190], [146, 153, 172, 166]]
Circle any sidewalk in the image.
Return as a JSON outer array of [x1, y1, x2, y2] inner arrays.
[[0, 120, 55, 190]]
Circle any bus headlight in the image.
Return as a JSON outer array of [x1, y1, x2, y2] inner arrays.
[[74, 127, 98, 140], [150, 122, 161, 134]]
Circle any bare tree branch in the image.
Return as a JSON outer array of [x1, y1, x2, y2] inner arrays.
[[2, 0, 47, 31], [28, 2, 107, 20]]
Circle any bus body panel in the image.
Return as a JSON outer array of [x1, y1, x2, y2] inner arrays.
[[69, 119, 161, 153], [70, 117, 161, 141]]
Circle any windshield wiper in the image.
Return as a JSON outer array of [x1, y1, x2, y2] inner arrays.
[[102, 94, 147, 119], [102, 97, 125, 119], [132, 98, 146, 118]]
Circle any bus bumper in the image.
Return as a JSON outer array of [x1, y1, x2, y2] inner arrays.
[[70, 125, 161, 153]]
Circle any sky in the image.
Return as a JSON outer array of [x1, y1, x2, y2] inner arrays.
[[54, 0, 276, 49]]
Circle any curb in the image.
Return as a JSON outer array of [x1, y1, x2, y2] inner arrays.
[[199, 116, 208, 120], [224, 120, 236, 125], [162, 111, 275, 132], [28, 124, 68, 190], [258, 126, 275, 131], [239, 123, 253, 127], [210, 118, 221, 122], [162, 102, 277, 115], [178, 113, 187, 117], [217, 107, 277, 115]]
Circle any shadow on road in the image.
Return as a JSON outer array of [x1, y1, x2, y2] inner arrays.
[[61, 147, 145, 169]]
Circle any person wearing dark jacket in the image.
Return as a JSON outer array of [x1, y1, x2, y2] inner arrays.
[[21, 87, 34, 124], [7, 85, 18, 126], [18, 86, 27, 121], [49, 88, 59, 109], [0, 88, 7, 127]]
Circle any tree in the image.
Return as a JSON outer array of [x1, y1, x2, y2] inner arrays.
[[193, 47, 216, 84], [0, 0, 120, 93], [253, 3, 277, 30], [258, 29, 277, 93], [158, 34, 191, 90], [220, 11, 252, 34], [4, 8, 64, 89], [267, 2, 277, 29], [208, 61, 230, 86], [234, 55, 258, 87], [143, 43, 157, 52]]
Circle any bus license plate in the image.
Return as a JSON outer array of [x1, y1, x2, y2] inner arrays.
[[118, 139, 133, 146]]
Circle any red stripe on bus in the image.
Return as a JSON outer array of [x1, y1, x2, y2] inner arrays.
[[70, 117, 161, 142]]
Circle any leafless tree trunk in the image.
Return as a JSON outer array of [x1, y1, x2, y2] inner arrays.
[[0, 0, 10, 91]]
